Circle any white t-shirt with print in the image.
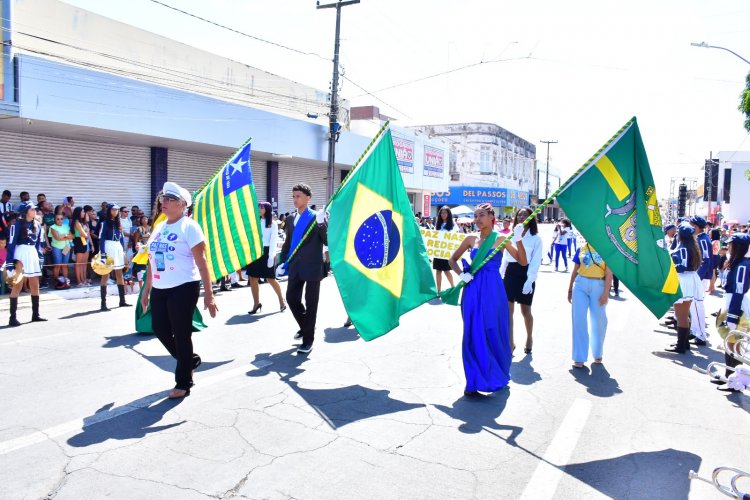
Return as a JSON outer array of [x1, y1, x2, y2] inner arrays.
[[146, 216, 205, 289]]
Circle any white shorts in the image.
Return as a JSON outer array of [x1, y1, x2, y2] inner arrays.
[[104, 240, 126, 270], [676, 271, 703, 303], [14, 245, 42, 277]]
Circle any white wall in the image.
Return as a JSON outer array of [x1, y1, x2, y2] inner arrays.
[[718, 150, 750, 224]]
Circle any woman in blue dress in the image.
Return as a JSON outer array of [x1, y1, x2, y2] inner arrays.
[[448, 203, 527, 396]]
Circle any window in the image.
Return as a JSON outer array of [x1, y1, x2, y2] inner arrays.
[[480, 145, 492, 174]]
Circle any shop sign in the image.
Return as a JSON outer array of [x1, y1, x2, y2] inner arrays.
[[392, 136, 414, 174], [423, 146, 444, 178]]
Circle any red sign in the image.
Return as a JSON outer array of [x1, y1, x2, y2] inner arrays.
[[422, 194, 431, 215]]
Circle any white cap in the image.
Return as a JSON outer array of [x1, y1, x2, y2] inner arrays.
[[162, 181, 192, 207]]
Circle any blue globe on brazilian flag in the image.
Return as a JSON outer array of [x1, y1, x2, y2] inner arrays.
[[329, 128, 437, 340]]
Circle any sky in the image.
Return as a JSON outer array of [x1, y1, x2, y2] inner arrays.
[[63, 0, 750, 197]]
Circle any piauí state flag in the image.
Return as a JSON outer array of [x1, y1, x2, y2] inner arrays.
[[193, 140, 263, 281], [328, 128, 437, 340], [556, 117, 680, 318]]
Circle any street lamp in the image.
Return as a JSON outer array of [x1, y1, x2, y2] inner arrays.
[[690, 42, 750, 65]]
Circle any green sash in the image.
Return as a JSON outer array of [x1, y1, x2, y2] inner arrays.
[[135, 274, 207, 334], [439, 231, 498, 306]]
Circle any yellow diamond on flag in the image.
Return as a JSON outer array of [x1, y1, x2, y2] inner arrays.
[[344, 182, 404, 298]]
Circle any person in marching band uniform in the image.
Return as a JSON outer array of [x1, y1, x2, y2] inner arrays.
[[6, 201, 47, 326], [716, 233, 750, 392], [98, 203, 131, 311], [665, 222, 702, 354], [688, 215, 712, 345]]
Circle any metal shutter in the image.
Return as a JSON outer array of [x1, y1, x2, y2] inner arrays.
[[0, 130, 150, 210], [277, 160, 329, 214], [168, 149, 267, 203]]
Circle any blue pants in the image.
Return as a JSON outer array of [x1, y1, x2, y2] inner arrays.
[[567, 237, 577, 256], [572, 276, 608, 362], [554, 243, 568, 270]]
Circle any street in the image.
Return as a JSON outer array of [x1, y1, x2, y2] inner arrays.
[[0, 225, 748, 500]]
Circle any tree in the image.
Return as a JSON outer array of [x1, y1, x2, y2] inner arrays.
[[740, 70, 750, 132]]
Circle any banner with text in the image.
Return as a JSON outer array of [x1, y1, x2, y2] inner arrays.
[[431, 186, 529, 208], [419, 228, 468, 260], [393, 136, 415, 174]]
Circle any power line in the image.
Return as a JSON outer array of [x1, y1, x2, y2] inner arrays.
[[149, 0, 330, 62]]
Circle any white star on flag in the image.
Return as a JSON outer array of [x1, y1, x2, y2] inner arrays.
[[229, 158, 247, 175]]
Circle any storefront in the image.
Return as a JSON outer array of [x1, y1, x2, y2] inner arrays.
[[430, 186, 530, 216]]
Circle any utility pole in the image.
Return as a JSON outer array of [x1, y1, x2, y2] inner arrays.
[[540, 139, 557, 219], [317, 0, 360, 200]]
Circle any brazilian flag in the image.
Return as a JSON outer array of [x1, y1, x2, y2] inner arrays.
[[193, 140, 264, 281], [328, 128, 437, 340], [556, 117, 680, 318]]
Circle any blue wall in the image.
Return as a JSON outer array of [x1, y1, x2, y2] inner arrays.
[[17, 54, 371, 163]]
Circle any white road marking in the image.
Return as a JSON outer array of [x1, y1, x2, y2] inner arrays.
[[520, 398, 592, 500]]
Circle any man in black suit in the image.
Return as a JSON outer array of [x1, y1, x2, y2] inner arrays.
[[279, 183, 327, 354]]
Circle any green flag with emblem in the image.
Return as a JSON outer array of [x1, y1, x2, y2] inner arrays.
[[556, 117, 681, 318], [328, 127, 437, 341]]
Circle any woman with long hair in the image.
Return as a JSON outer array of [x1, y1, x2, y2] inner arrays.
[[72, 207, 90, 286], [665, 222, 703, 353], [246, 202, 286, 314], [715, 233, 750, 391], [501, 206, 543, 354], [6, 202, 47, 326], [98, 203, 130, 311], [448, 203, 526, 396], [433, 206, 456, 294]]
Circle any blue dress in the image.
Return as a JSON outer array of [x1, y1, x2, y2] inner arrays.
[[461, 247, 512, 392]]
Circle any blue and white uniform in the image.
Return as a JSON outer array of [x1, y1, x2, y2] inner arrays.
[[725, 257, 750, 328], [7, 219, 45, 277], [696, 231, 713, 282], [99, 219, 126, 270], [672, 240, 706, 340]]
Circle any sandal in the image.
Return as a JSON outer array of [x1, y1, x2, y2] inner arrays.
[[168, 388, 190, 400]]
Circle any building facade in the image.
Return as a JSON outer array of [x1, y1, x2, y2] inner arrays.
[[411, 123, 536, 216], [695, 151, 750, 225], [0, 0, 448, 216]]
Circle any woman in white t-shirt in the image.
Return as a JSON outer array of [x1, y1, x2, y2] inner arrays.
[[140, 182, 218, 400]]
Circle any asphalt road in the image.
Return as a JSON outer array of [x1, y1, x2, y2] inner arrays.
[[0, 224, 747, 499]]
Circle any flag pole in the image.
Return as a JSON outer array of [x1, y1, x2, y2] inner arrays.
[[285, 120, 391, 266], [440, 117, 636, 302]]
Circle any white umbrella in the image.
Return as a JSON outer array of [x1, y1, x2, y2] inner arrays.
[[451, 205, 473, 216]]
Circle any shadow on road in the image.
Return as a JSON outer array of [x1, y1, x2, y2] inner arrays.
[[323, 326, 359, 344], [434, 388, 521, 440], [225, 313, 270, 326], [565, 448, 701, 499], [568, 364, 623, 397], [512, 355, 542, 385], [60, 309, 110, 320], [247, 349, 424, 429], [67, 393, 184, 447]]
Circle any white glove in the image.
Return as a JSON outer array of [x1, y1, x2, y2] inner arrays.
[[267, 256, 275, 268], [512, 224, 524, 242], [459, 272, 473, 284], [522, 279, 534, 294], [275, 264, 287, 278], [727, 322, 738, 331], [316, 210, 327, 224]]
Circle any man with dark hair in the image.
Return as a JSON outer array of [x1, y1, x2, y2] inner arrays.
[[279, 183, 328, 354], [1, 190, 13, 216], [19, 192, 30, 202], [97, 201, 108, 222], [36, 193, 46, 204], [130, 205, 140, 225]]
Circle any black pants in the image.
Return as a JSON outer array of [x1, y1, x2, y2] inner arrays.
[[612, 275, 620, 293], [151, 281, 200, 390], [286, 277, 321, 345]]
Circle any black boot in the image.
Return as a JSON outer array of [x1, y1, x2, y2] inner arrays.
[[31, 295, 47, 322], [118, 284, 131, 307], [8, 297, 20, 327], [712, 352, 739, 385], [665, 327, 690, 353], [100, 286, 109, 311]]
